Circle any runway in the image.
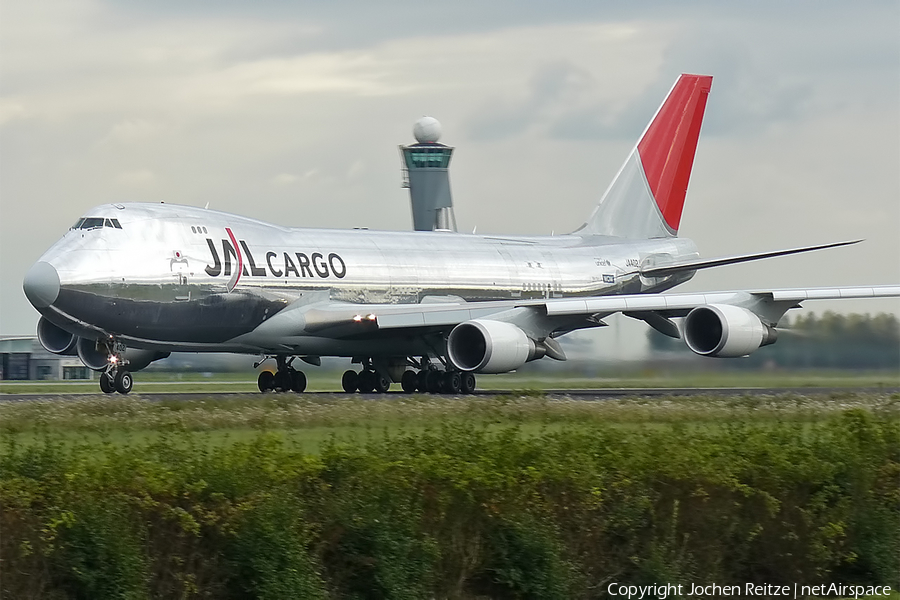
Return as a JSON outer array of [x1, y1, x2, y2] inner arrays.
[[1, 386, 897, 402]]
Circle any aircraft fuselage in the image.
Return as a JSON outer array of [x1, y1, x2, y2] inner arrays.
[[31, 202, 697, 354]]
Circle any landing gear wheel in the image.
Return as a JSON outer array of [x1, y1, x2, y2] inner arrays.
[[442, 371, 462, 394], [374, 373, 391, 394], [290, 370, 307, 393], [273, 370, 292, 392], [416, 370, 429, 392], [400, 370, 418, 393], [357, 370, 376, 393], [99, 372, 115, 394], [460, 372, 476, 395], [426, 370, 442, 394], [258, 371, 275, 393], [341, 370, 359, 393], [114, 370, 133, 394]]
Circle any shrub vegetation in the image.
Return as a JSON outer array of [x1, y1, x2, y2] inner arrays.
[[1, 396, 898, 598]]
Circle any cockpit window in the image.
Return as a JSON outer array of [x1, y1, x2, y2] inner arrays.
[[72, 217, 124, 230], [79, 217, 105, 230]]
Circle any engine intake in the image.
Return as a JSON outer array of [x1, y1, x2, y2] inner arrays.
[[447, 320, 537, 374], [37, 317, 77, 355], [683, 304, 777, 358]]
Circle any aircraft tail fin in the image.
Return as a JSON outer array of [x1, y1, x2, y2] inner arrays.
[[578, 74, 712, 239]]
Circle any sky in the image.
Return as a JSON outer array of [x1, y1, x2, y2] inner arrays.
[[1, 0, 898, 348]]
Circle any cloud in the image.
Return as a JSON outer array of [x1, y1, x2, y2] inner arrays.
[[115, 168, 156, 186], [347, 160, 366, 180], [271, 173, 298, 186], [1, 0, 898, 335], [0, 99, 30, 125], [100, 119, 162, 145]]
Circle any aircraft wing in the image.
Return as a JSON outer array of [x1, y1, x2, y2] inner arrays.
[[540, 285, 900, 320], [241, 285, 900, 348]]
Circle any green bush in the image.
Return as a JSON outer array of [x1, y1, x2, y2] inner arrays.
[[2, 411, 897, 598]]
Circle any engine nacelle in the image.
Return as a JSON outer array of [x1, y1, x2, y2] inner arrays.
[[447, 319, 537, 374], [75, 336, 169, 371], [683, 304, 777, 358], [76, 337, 111, 370], [125, 349, 171, 371], [37, 317, 77, 355]]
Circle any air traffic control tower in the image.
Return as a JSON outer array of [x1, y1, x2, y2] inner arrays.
[[400, 117, 457, 231]]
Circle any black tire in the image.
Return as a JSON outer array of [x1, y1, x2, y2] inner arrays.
[[99, 372, 115, 394], [374, 373, 391, 394], [258, 371, 275, 393], [357, 370, 376, 393], [114, 370, 133, 394], [460, 372, 476, 394], [400, 370, 417, 393], [291, 370, 307, 393], [341, 370, 359, 393], [274, 370, 292, 392], [416, 370, 429, 392], [442, 371, 462, 394], [426, 370, 442, 394]]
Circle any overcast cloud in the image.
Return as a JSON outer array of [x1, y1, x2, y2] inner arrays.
[[1, 0, 898, 338]]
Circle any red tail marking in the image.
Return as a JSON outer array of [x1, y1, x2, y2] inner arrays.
[[225, 227, 242, 291], [637, 74, 712, 232]]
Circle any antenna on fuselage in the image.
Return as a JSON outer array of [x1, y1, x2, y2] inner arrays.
[[400, 117, 457, 232]]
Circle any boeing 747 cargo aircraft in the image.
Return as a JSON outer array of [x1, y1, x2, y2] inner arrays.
[[22, 74, 899, 394]]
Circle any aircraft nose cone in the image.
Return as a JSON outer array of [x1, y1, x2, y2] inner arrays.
[[23, 261, 60, 308]]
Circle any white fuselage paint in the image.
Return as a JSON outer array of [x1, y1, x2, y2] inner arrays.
[[32, 202, 699, 354]]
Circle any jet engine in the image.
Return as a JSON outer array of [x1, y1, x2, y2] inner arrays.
[[76, 337, 112, 370], [75, 336, 170, 371], [682, 304, 777, 358], [37, 317, 77, 355], [124, 349, 171, 371], [447, 319, 538, 373]]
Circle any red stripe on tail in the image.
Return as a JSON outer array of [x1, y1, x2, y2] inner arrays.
[[637, 74, 712, 232]]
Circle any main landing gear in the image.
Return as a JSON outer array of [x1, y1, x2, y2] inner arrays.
[[340, 366, 391, 394], [253, 355, 476, 395], [257, 355, 307, 393], [339, 357, 477, 395]]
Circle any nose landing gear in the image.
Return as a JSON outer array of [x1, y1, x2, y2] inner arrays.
[[97, 341, 133, 394]]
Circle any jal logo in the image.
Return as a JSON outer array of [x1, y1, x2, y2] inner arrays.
[[205, 228, 346, 292]]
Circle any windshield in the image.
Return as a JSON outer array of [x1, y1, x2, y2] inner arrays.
[[70, 217, 123, 230]]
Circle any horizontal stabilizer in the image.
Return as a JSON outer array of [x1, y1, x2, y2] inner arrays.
[[640, 240, 861, 278]]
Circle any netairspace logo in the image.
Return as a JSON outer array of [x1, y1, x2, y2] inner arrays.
[[606, 582, 893, 599]]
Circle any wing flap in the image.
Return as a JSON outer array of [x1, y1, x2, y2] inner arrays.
[[543, 292, 746, 316], [768, 286, 900, 301]]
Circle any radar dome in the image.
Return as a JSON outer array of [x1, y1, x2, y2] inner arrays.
[[413, 116, 442, 143]]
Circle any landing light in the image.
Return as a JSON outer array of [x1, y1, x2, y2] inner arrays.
[[352, 315, 363, 323]]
